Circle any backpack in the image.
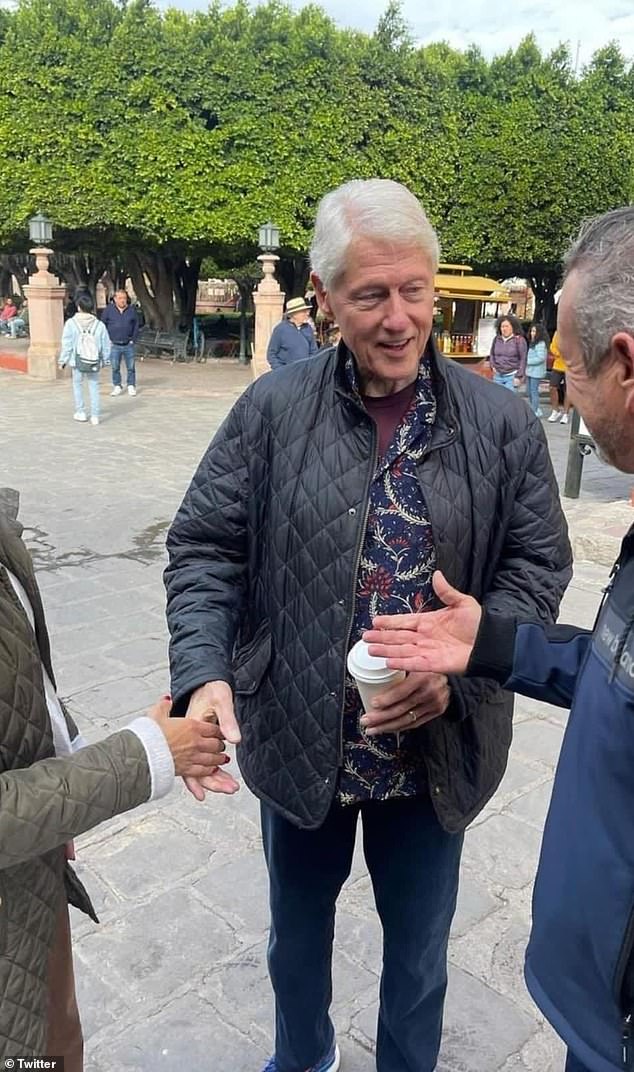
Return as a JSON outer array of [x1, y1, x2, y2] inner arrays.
[[74, 321, 101, 373]]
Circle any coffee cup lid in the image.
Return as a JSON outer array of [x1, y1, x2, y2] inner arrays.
[[347, 639, 393, 680]]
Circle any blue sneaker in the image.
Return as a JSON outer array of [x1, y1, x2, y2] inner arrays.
[[261, 1040, 340, 1072]]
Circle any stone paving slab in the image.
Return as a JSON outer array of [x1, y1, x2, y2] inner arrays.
[[0, 361, 616, 1070]]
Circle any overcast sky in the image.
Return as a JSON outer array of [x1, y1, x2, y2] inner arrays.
[[167, 0, 634, 66]]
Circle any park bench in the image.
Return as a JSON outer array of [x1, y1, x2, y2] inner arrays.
[[153, 331, 189, 363], [135, 327, 159, 361], [136, 328, 190, 363]]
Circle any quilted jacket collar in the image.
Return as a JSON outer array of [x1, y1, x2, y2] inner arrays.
[[332, 337, 457, 450], [0, 514, 56, 687]]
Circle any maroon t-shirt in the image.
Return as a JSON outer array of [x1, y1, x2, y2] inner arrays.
[[362, 382, 417, 457]]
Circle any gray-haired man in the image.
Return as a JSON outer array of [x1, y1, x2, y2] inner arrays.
[[165, 178, 571, 1072]]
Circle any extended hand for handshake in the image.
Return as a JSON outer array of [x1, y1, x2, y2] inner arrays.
[[148, 694, 239, 787], [363, 570, 483, 675]]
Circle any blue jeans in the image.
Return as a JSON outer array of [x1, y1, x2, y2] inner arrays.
[[526, 375, 543, 414], [110, 343, 136, 387], [8, 317, 26, 338], [493, 371, 516, 391], [565, 1053, 591, 1071], [261, 794, 464, 1072], [71, 367, 100, 418]]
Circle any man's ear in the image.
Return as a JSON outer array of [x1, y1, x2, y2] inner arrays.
[[310, 272, 334, 320], [612, 333, 634, 415]]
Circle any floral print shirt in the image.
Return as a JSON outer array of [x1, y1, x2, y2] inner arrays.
[[338, 353, 438, 805]]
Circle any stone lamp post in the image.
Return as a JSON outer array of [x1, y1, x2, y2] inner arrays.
[[24, 213, 66, 381], [252, 221, 284, 379]]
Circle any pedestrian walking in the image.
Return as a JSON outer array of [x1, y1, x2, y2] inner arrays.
[[266, 296, 318, 370], [363, 204, 634, 1072], [165, 179, 571, 1072], [59, 291, 111, 426], [489, 314, 528, 391], [101, 288, 139, 396], [525, 322, 550, 417], [548, 330, 572, 423]]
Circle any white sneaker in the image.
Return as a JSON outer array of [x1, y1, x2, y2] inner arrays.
[[560, 413, 569, 425], [73, 411, 88, 422], [90, 416, 100, 426], [547, 410, 560, 422], [127, 385, 137, 396], [111, 385, 122, 396]]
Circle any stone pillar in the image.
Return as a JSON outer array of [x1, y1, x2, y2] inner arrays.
[[24, 248, 66, 381], [252, 253, 284, 379]]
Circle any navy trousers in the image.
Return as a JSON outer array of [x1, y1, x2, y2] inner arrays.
[[261, 793, 464, 1072]]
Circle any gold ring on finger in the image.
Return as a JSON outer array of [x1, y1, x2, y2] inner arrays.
[[409, 709, 417, 724]]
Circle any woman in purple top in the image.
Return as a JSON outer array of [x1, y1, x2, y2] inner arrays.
[[488, 315, 528, 392]]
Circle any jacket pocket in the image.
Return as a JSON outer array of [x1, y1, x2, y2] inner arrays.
[[233, 620, 273, 695]]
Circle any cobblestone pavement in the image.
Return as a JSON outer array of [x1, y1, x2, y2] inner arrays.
[[0, 360, 620, 1071]]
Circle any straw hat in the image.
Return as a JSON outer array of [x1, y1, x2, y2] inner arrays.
[[285, 297, 312, 317]]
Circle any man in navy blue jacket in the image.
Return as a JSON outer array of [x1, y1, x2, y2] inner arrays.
[[101, 290, 140, 397], [267, 296, 318, 370], [364, 205, 634, 1072]]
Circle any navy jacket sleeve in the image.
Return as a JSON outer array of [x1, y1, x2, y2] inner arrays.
[[130, 306, 140, 342], [267, 324, 283, 369], [307, 326, 318, 357], [164, 393, 250, 713], [467, 610, 592, 709]]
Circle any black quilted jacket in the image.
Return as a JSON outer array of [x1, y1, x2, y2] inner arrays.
[[165, 344, 572, 832]]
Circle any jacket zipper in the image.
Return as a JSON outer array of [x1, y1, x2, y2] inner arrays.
[[623, 1012, 632, 1068], [615, 901, 634, 1068], [338, 424, 378, 764]]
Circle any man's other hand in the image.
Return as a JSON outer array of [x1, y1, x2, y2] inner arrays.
[[182, 681, 241, 800]]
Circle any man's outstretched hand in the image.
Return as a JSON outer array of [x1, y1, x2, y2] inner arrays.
[[182, 681, 242, 800], [363, 571, 483, 676]]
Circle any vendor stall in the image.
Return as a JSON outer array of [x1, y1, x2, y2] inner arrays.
[[432, 264, 509, 362]]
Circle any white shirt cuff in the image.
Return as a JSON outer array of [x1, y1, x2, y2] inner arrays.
[[127, 717, 175, 801]]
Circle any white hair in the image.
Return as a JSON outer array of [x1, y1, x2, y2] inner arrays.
[[564, 206, 634, 376], [310, 179, 440, 288]]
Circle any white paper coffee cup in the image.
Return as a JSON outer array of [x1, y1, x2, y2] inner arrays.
[[347, 639, 406, 714]]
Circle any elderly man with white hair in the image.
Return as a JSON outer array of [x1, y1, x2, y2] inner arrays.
[[164, 179, 571, 1072]]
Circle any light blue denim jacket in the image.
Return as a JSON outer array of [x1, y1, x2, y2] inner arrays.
[[59, 313, 111, 370], [526, 341, 547, 379]]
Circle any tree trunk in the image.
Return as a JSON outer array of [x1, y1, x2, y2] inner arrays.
[[51, 253, 107, 305], [236, 280, 253, 362], [127, 251, 176, 331], [277, 254, 309, 299], [1, 254, 30, 298], [529, 272, 559, 334], [0, 267, 12, 298], [174, 257, 201, 331]]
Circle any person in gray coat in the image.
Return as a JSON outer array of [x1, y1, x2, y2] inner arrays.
[[0, 488, 231, 1068], [267, 296, 318, 369]]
